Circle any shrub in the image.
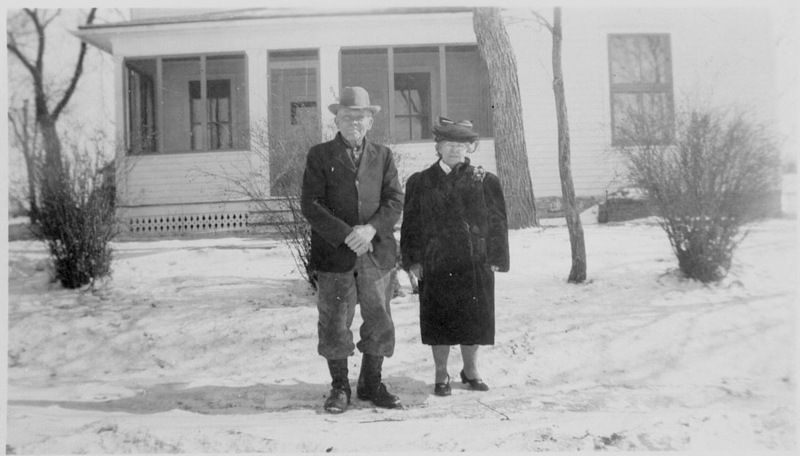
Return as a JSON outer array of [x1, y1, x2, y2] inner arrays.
[[35, 141, 117, 289], [209, 116, 320, 288], [617, 108, 780, 282]]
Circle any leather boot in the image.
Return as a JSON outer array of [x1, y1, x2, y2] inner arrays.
[[356, 353, 402, 409], [324, 359, 351, 414]]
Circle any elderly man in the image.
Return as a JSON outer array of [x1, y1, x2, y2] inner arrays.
[[301, 86, 404, 413]]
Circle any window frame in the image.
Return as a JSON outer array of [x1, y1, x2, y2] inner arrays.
[[189, 78, 235, 151], [123, 52, 249, 155], [340, 43, 493, 144], [607, 33, 675, 147]]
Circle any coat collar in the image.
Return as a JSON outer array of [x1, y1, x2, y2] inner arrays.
[[435, 157, 471, 176], [332, 132, 378, 172]]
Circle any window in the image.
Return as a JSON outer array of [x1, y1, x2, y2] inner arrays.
[[394, 72, 431, 141], [268, 50, 320, 195], [341, 45, 492, 143], [608, 34, 674, 145], [126, 60, 157, 154], [125, 54, 248, 154], [190, 80, 232, 150]]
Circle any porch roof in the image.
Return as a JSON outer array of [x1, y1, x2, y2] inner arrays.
[[74, 7, 474, 53]]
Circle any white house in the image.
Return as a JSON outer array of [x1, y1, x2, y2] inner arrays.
[[74, 7, 782, 235]]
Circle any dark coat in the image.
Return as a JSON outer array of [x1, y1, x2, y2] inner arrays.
[[301, 133, 404, 273], [400, 158, 509, 345]]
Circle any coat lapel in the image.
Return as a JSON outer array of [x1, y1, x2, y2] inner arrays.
[[331, 134, 357, 173], [357, 141, 379, 178]]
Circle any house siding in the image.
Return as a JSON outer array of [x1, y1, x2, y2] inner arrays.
[[119, 151, 260, 206], [506, 7, 777, 199], [86, 7, 780, 234]]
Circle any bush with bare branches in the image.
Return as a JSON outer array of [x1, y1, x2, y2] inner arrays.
[[211, 117, 322, 288], [35, 136, 117, 289], [617, 108, 780, 282]]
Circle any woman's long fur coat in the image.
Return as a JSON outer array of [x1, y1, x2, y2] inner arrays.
[[401, 158, 509, 345]]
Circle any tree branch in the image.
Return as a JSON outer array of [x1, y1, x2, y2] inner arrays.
[[530, 9, 553, 33], [6, 39, 38, 78], [52, 8, 97, 120], [23, 9, 47, 77]]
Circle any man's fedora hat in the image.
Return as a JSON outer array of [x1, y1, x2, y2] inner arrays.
[[328, 86, 382, 115]]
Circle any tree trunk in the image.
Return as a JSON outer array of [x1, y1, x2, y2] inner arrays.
[[38, 116, 66, 202], [473, 7, 538, 229], [9, 102, 42, 223], [39, 117, 62, 170], [552, 8, 587, 283], [23, 146, 40, 224]]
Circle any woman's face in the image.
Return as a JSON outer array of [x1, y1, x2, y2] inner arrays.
[[437, 141, 470, 168]]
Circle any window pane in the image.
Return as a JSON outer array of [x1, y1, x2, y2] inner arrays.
[[609, 35, 670, 84], [612, 93, 639, 140], [190, 79, 232, 150], [163, 57, 201, 152], [341, 48, 389, 142], [639, 36, 670, 84], [207, 88, 232, 149], [393, 73, 431, 142], [393, 47, 439, 141], [445, 46, 493, 137], [643, 92, 674, 141], [612, 92, 673, 143], [206, 55, 248, 149], [126, 59, 157, 154], [609, 34, 673, 145], [269, 50, 320, 196], [609, 36, 640, 84], [128, 54, 247, 153], [343, 46, 493, 143]]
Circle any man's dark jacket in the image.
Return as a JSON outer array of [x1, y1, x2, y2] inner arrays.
[[301, 133, 404, 273]]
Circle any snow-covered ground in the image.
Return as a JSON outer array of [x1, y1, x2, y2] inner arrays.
[[4, 218, 798, 453]]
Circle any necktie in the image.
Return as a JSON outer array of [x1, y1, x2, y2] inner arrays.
[[350, 146, 361, 165]]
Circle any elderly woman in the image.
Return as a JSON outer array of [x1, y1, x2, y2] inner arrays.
[[401, 118, 509, 396]]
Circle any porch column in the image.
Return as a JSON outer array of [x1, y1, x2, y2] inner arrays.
[[245, 48, 270, 193], [318, 45, 340, 141], [246, 48, 269, 133], [113, 55, 129, 206]]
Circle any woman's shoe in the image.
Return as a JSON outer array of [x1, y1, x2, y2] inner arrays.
[[434, 375, 451, 396], [460, 370, 489, 391]]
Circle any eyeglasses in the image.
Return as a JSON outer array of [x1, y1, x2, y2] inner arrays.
[[338, 112, 372, 123], [439, 117, 473, 128], [440, 142, 470, 151]]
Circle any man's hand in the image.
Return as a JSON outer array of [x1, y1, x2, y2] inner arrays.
[[345, 224, 377, 256], [409, 263, 423, 281]]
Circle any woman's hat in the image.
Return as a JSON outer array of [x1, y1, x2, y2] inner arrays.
[[328, 86, 381, 115], [432, 117, 479, 142]]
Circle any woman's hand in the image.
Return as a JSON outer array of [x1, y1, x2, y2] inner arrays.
[[409, 263, 423, 281]]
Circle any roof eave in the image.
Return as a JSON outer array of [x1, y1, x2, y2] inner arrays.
[[73, 7, 475, 55]]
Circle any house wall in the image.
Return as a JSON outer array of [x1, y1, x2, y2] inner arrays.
[[113, 12, 486, 209], [106, 7, 779, 234], [505, 7, 778, 199]]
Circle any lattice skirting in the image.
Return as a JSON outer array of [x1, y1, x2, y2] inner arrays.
[[123, 212, 250, 235]]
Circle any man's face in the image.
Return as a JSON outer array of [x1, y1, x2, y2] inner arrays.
[[335, 108, 374, 145]]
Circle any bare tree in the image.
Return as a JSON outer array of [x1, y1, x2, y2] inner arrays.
[[473, 7, 538, 229], [6, 8, 97, 184], [533, 8, 587, 283], [8, 100, 42, 223]]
